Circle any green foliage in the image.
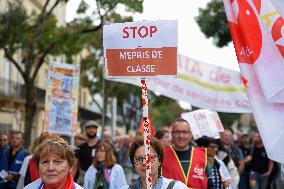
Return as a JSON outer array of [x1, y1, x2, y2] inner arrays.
[[106, 12, 133, 23], [78, 8, 136, 111], [77, 1, 89, 14], [100, 0, 143, 13], [0, 4, 30, 54], [195, 0, 241, 126], [195, 0, 231, 47], [0, 0, 144, 146], [0, 2, 87, 64], [218, 112, 240, 127], [150, 95, 183, 128]]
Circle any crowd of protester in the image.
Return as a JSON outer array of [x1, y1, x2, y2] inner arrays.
[[1, 117, 284, 189]]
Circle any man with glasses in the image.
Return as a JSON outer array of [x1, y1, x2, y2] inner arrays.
[[162, 118, 213, 189]]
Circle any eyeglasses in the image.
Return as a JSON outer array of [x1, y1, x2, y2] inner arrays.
[[134, 154, 158, 165], [0, 139, 7, 142], [171, 131, 191, 136]]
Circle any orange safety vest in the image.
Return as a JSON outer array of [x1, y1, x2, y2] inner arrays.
[[162, 145, 208, 189]]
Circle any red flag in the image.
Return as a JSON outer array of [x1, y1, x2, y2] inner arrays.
[[223, 0, 284, 163]]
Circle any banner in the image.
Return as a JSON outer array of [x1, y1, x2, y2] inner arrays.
[[223, 0, 284, 163], [103, 20, 178, 78], [44, 62, 80, 136], [109, 54, 251, 113], [181, 109, 224, 140]]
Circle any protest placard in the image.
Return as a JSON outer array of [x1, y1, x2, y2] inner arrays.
[[181, 109, 224, 139], [44, 62, 80, 136], [103, 20, 177, 78], [104, 20, 177, 189]]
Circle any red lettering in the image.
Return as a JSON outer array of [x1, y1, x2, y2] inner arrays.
[[130, 26, 137, 38], [150, 26, 157, 37], [219, 73, 231, 83], [123, 27, 129, 38], [122, 25, 158, 39], [172, 84, 183, 94], [209, 70, 231, 83], [209, 71, 218, 81], [272, 17, 284, 58], [235, 99, 249, 107], [185, 58, 190, 73], [193, 113, 206, 120], [191, 63, 202, 76], [138, 26, 148, 38], [227, 0, 262, 64]]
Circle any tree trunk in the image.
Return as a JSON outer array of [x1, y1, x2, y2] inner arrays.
[[24, 80, 37, 148]]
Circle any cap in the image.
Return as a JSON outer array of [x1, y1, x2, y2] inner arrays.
[[84, 120, 99, 128], [241, 132, 249, 137]]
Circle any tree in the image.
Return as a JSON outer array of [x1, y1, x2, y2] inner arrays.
[[195, 0, 231, 47], [79, 13, 139, 132], [80, 11, 134, 111], [0, 0, 143, 147], [150, 95, 183, 128], [196, 0, 244, 126]]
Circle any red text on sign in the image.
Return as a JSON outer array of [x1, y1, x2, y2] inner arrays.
[[123, 25, 157, 38]]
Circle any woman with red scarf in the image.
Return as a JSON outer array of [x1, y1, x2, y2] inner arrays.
[[24, 137, 83, 189]]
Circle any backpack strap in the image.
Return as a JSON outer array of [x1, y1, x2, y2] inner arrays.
[[167, 180, 177, 189]]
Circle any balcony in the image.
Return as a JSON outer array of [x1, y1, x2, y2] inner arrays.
[[0, 77, 25, 101], [0, 77, 101, 121]]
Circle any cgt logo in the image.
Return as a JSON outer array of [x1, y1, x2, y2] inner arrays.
[[228, 0, 262, 64], [272, 17, 284, 58], [193, 166, 204, 180]]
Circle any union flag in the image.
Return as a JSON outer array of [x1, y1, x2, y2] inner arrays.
[[223, 0, 284, 163]]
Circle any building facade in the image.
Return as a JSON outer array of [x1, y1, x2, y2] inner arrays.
[[0, 0, 100, 142]]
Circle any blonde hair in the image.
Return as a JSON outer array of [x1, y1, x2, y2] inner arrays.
[[33, 136, 76, 168]]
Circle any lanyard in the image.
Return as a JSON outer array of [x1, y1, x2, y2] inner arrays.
[[38, 182, 76, 189]]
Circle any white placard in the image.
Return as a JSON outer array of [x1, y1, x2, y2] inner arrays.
[[181, 109, 223, 139]]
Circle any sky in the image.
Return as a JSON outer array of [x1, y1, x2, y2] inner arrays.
[[66, 0, 240, 72]]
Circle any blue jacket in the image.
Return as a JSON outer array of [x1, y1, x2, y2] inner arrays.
[[0, 145, 9, 156], [0, 147, 28, 189]]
